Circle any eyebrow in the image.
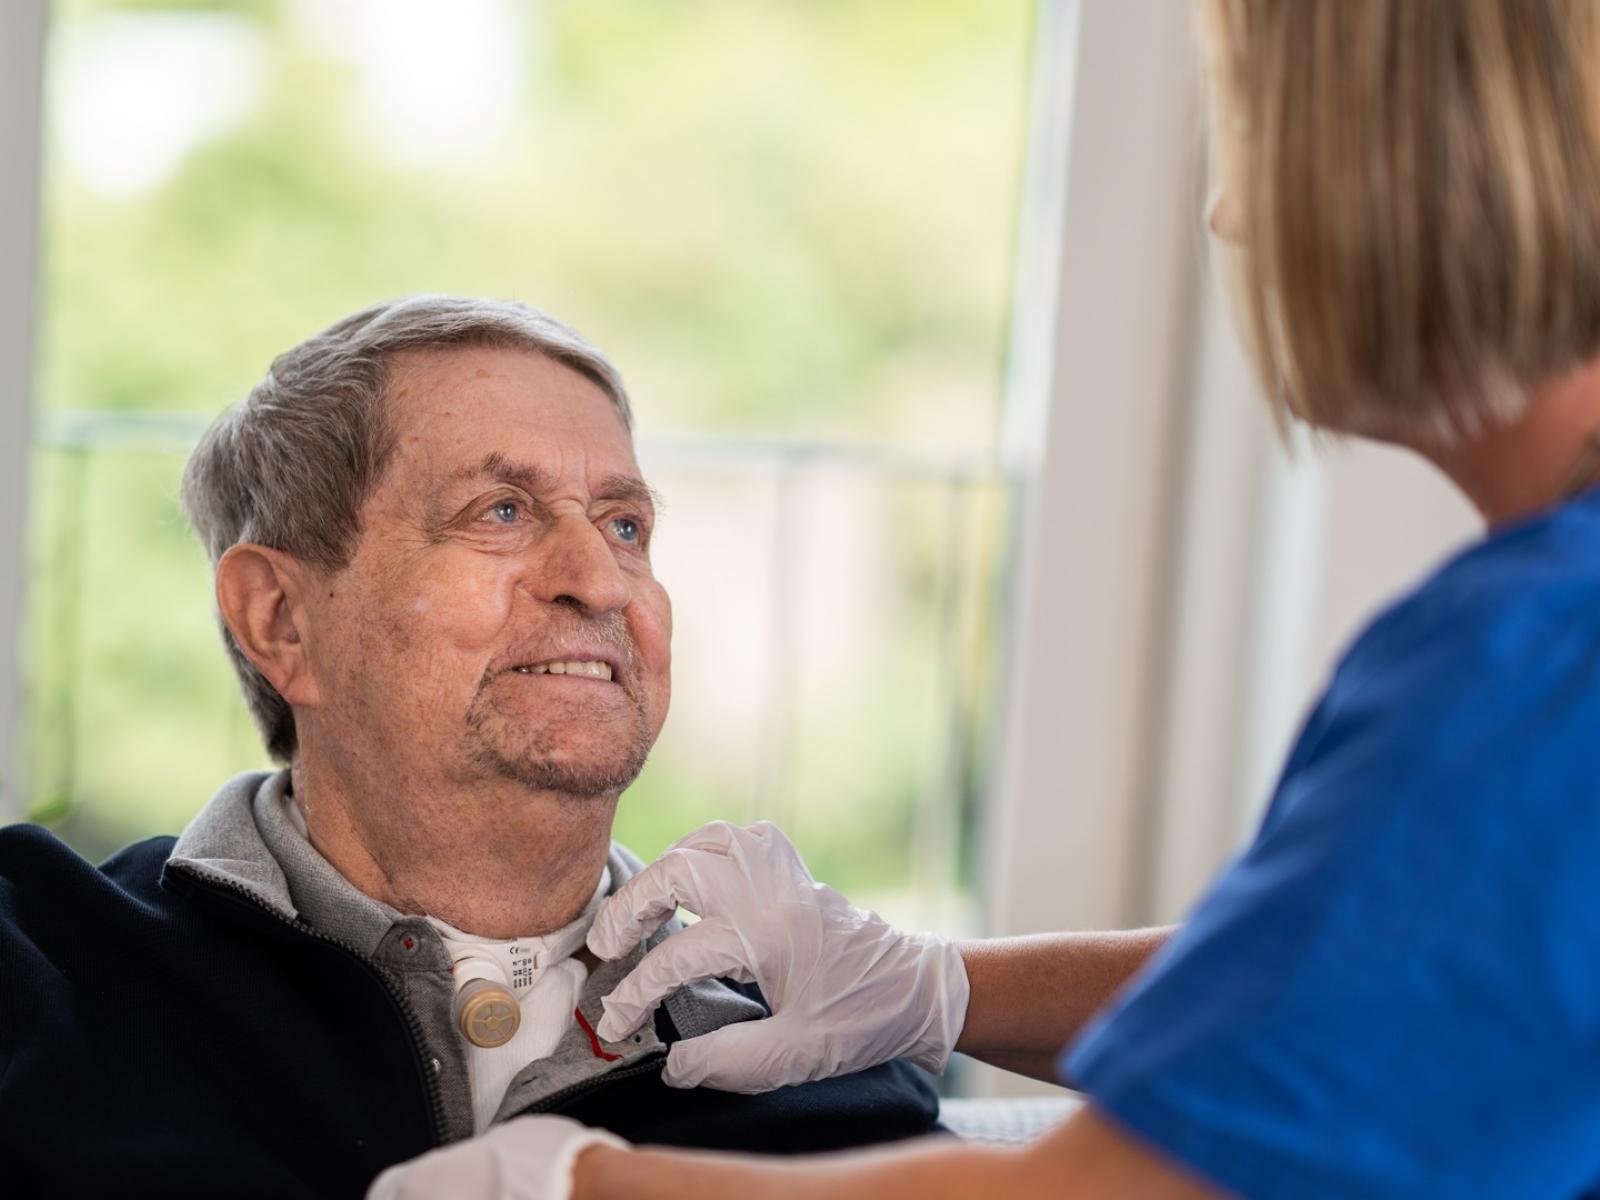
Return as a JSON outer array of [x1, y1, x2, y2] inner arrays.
[[593, 473, 662, 516], [439, 451, 549, 495], [438, 452, 658, 514]]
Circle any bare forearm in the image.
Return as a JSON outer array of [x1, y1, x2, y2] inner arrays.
[[574, 1137, 1038, 1200], [571, 1106, 1219, 1200], [955, 928, 1174, 1080]]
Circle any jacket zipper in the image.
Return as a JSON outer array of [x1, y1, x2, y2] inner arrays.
[[167, 863, 450, 1147], [518, 1051, 668, 1115]]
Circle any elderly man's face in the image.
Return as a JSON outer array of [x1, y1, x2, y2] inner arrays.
[[305, 346, 671, 798]]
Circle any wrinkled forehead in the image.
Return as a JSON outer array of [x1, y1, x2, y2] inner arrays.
[[381, 345, 639, 488]]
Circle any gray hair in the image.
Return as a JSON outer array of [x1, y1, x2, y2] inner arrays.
[[180, 294, 632, 763]]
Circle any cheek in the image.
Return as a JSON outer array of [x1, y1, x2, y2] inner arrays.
[[631, 580, 673, 674], [356, 559, 515, 683], [633, 584, 672, 734]]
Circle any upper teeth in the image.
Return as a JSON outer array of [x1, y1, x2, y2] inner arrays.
[[515, 661, 613, 681]]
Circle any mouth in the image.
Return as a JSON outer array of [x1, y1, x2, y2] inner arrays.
[[509, 657, 616, 683]]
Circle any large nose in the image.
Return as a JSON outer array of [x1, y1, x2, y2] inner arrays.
[[523, 514, 631, 615]]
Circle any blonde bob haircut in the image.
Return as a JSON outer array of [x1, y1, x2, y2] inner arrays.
[[1197, 0, 1600, 442]]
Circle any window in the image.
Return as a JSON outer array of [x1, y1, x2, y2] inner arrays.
[[23, 0, 1033, 928]]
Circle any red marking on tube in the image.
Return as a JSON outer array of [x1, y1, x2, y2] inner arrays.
[[575, 1008, 622, 1062]]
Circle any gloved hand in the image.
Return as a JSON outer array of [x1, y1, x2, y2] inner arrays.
[[586, 820, 970, 1094], [366, 1115, 625, 1200]]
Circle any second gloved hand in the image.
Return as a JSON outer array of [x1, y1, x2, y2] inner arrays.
[[586, 820, 970, 1094], [366, 1115, 625, 1200]]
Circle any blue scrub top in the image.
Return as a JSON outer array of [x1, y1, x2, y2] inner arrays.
[[1063, 486, 1600, 1199]]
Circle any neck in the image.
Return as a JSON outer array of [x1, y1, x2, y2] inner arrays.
[[1416, 357, 1600, 529], [288, 735, 617, 940]]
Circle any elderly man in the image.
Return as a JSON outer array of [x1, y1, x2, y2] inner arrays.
[[0, 296, 940, 1196]]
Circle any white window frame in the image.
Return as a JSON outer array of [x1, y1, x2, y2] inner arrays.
[[0, 0, 47, 823], [985, 0, 1207, 943]]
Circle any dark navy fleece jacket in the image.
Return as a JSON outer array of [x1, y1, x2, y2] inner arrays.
[[0, 825, 940, 1197]]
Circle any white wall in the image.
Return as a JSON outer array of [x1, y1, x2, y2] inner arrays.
[[0, 0, 48, 822], [1313, 443, 1480, 683]]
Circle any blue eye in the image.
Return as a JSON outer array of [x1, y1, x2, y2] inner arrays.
[[487, 501, 520, 524], [610, 517, 640, 544]]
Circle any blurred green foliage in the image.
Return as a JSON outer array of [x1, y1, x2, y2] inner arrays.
[[25, 0, 1028, 914]]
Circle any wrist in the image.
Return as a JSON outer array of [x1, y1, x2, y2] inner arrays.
[[903, 933, 972, 1074], [570, 1141, 630, 1200]]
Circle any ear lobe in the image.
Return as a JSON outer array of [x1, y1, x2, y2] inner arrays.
[[215, 544, 321, 709]]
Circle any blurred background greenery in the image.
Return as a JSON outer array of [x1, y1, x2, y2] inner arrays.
[[23, 0, 1032, 928]]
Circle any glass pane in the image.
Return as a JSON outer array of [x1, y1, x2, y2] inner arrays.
[[26, 0, 1032, 927]]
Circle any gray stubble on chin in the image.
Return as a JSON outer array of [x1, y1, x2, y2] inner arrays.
[[462, 678, 654, 797]]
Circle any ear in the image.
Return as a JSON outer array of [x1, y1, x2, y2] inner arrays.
[[215, 544, 322, 709]]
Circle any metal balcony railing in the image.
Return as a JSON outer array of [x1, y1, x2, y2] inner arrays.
[[24, 408, 1014, 928]]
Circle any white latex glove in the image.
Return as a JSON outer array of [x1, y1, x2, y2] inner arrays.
[[586, 820, 970, 1094], [366, 1115, 625, 1200]]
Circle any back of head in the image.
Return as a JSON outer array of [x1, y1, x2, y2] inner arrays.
[[180, 294, 631, 763], [1197, 0, 1600, 442]]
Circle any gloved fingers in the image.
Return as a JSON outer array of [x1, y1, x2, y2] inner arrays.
[[366, 1114, 624, 1199], [739, 819, 787, 844], [661, 1017, 802, 1094], [731, 821, 821, 889], [668, 820, 813, 882], [594, 917, 756, 1043], [662, 819, 744, 856], [366, 1135, 499, 1199], [587, 847, 728, 959]]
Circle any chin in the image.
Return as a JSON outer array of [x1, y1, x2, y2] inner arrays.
[[483, 753, 647, 797], [462, 686, 660, 796], [468, 720, 654, 797]]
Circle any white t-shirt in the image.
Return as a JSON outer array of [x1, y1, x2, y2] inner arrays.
[[427, 871, 611, 1133]]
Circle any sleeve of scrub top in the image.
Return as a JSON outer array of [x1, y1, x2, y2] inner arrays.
[[1062, 589, 1600, 1200]]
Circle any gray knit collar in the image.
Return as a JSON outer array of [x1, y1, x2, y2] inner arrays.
[[168, 769, 765, 1039]]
